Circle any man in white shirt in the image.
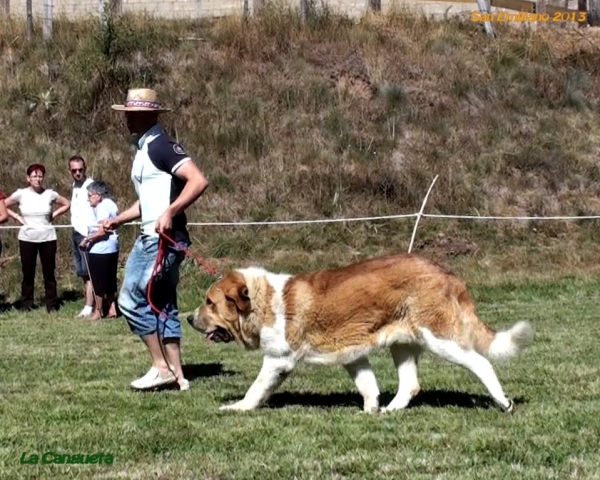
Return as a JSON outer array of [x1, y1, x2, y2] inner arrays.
[[104, 88, 209, 391], [69, 155, 95, 317]]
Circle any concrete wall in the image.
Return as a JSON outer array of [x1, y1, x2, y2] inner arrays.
[[4, 0, 483, 20], [8, 0, 244, 19], [2, 0, 581, 21]]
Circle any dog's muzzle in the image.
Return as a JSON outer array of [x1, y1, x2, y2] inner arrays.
[[206, 327, 233, 343]]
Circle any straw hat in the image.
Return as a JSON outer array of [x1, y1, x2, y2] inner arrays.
[[111, 88, 172, 112]]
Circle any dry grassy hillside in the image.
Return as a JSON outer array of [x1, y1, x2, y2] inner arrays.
[[1, 5, 600, 301]]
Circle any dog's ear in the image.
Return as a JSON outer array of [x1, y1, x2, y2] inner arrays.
[[225, 283, 250, 312]]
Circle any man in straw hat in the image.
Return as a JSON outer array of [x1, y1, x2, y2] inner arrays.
[[103, 88, 209, 391]]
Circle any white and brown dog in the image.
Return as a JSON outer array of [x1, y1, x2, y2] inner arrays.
[[188, 253, 533, 413]]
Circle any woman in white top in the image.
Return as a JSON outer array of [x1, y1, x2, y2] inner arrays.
[[79, 181, 119, 320], [5, 164, 71, 312]]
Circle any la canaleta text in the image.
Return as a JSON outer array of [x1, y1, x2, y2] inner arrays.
[[21, 452, 114, 465]]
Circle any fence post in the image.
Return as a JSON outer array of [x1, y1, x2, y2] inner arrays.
[[26, 0, 33, 42], [578, 0, 587, 26], [300, 0, 308, 22], [110, 0, 122, 17], [0, 0, 9, 16], [98, 0, 105, 18], [408, 175, 439, 254], [590, 0, 600, 25], [474, 0, 495, 37], [43, 0, 52, 40], [538, 0, 548, 28], [369, 0, 381, 11]]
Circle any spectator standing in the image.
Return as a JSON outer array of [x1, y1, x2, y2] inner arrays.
[[69, 155, 95, 317], [79, 181, 119, 320], [4, 164, 71, 312]]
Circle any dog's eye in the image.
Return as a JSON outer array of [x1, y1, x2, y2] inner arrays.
[[206, 298, 213, 306]]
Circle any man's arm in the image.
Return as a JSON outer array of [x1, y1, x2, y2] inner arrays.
[[102, 200, 140, 233], [168, 162, 209, 216], [111, 200, 141, 227], [155, 161, 208, 234]]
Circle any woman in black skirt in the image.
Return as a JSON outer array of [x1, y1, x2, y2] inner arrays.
[[79, 181, 119, 320]]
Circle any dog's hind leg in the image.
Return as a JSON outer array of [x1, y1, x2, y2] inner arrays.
[[220, 355, 295, 412], [382, 344, 422, 412], [419, 328, 514, 412], [344, 357, 380, 413]]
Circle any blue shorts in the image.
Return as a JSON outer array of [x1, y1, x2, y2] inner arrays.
[[72, 231, 90, 278], [118, 235, 186, 339]]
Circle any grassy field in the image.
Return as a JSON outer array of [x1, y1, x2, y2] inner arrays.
[[1, 273, 599, 479], [1, 5, 600, 479]]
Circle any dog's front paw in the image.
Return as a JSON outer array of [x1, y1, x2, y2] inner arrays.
[[362, 402, 380, 414], [219, 401, 255, 412], [502, 400, 516, 414]]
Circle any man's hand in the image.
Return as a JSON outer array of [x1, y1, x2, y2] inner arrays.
[[102, 201, 140, 233], [155, 210, 173, 235], [102, 218, 120, 233]]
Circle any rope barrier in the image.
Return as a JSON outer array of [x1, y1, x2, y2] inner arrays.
[[1, 211, 599, 231]]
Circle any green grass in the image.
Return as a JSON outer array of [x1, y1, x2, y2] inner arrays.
[[1, 275, 599, 479], [2, 7, 600, 478]]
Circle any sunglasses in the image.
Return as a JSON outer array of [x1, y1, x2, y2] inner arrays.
[[71, 168, 84, 173]]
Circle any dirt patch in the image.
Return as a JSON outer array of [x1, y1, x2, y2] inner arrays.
[[413, 233, 479, 261]]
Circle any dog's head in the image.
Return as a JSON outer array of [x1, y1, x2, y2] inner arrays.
[[187, 271, 253, 347]]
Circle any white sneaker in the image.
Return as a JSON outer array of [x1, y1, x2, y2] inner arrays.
[[167, 364, 189, 391], [77, 305, 93, 318], [130, 367, 176, 390], [178, 379, 190, 391]]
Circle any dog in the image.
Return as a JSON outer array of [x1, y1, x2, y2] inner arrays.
[[188, 253, 534, 413]]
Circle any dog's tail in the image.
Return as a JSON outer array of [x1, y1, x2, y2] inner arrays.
[[484, 321, 534, 361], [460, 293, 534, 361]]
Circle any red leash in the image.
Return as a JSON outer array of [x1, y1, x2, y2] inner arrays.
[[147, 232, 219, 319]]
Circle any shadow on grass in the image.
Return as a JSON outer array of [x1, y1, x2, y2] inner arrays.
[[0, 289, 84, 313], [0, 293, 18, 313], [229, 389, 528, 411], [59, 288, 84, 305], [182, 362, 237, 381]]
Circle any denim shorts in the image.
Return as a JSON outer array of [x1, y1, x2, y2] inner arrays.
[[118, 235, 186, 339], [72, 231, 89, 278]]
